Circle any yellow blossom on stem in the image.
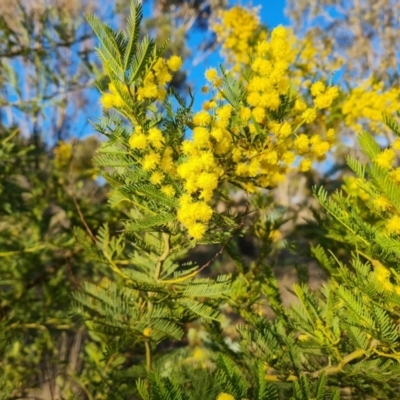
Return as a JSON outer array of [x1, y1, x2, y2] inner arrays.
[[205, 68, 218, 82], [100, 93, 116, 109], [374, 148, 396, 170], [148, 127, 164, 149], [216, 393, 235, 400], [390, 167, 400, 183], [167, 55, 182, 72], [161, 185, 175, 197], [386, 215, 400, 234], [188, 223, 206, 240], [143, 327, 151, 337], [193, 110, 212, 126], [142, 151, 160, 171], [311, 81, 325, 97], [193, 127, 211, 148], [326, 128, 335, 143], [299, 159, 312, 172], [150, 171, 164, 185], [302, 108, 317, 123], [372, 196, 391, 212], [294, 134, 309, 154], [129, 132, 148, 150]]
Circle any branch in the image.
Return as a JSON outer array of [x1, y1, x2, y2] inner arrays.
[[68, 139, 97, 244], [265, 348, 366, 382]]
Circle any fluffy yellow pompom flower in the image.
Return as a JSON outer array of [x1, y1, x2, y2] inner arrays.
[[216, 393, 235, 400], [311, 81, 325, 97], [161, 184, 175, 197], [148, 127, 164, 149], [53, 141, 73, 168], [326, 128, 335, 143], [248, 159, 261, 176], [158, 87, 167, 102], [282, 151, 295, 165], [100, 93, 115, 109], [193, 110, 212, 126], [205, 68, 218, 82], [312, 141, 330, 157], [161, 147, 175, 174], [167, 55, 182, 72], [271, 25, 287, 40], [188, 223, 206, 240], [240, 107, 252, 122], [302, 108, 317, 123], [386, 215, 400, 234], [129, 132, 147, 150], [156, 66, 172, 86], [374, 148, 396, 170], [194, 201, 213, 222], [295, 98, 307, 112], [143, 327, 151, 337], [373, 196, 391, 211], [299, 159, 312, 172], [193, 127, 210, 147], [137, 83, 158, 99], [393, 138, 400, 151], [314, 87, 338, 109], [200, 151, 216, 169], [217, 104, 233, 120], [197, 172, 218, 190], [142, 151, 160, 171], [275, 122, 292, 138], [252, 107, 265, 123], [150, 171, 164, 185], [235, 163, 248, 176], [294, 134, 309, 154], [391, 167, 400, 183]]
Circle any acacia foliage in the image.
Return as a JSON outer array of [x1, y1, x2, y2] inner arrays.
[[68, 2, 400, 399], [2, 1, 400, 400]]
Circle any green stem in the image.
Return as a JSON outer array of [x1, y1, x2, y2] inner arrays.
[[155, 233, 170, 280], [0, 244, 46, 257], [145, 340, 151, 373], [143, 233, 170, 373], [265, 348, 366, 382]]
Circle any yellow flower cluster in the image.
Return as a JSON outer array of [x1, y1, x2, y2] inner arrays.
[[372, 261, 400, 295], [129, 124, 177, 191], [216, 393, 235, 400], [342, 79, 400, 133], [372, 196, 391, 212], [169, 27, 336, 239], [100, 56, 182, 108], [342, 176, 370, 202], [100, 82, 127, 109], [137, 56, 181, 102], [363, 139, 400, 236], [376, 155, 400, 234], [53, 140, 73, 168], [123, 17, 338, 241], [311, 81, 339, 110], [212, 6, 342, 82], [212, 6, 260, 70], [386, 215, 400, 235], [373, 138, 400, 180]]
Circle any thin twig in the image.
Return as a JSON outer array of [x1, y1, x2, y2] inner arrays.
[[197, 218, 245, 275], [68, 139, 97, 244], [64, 253, 80, 289]]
